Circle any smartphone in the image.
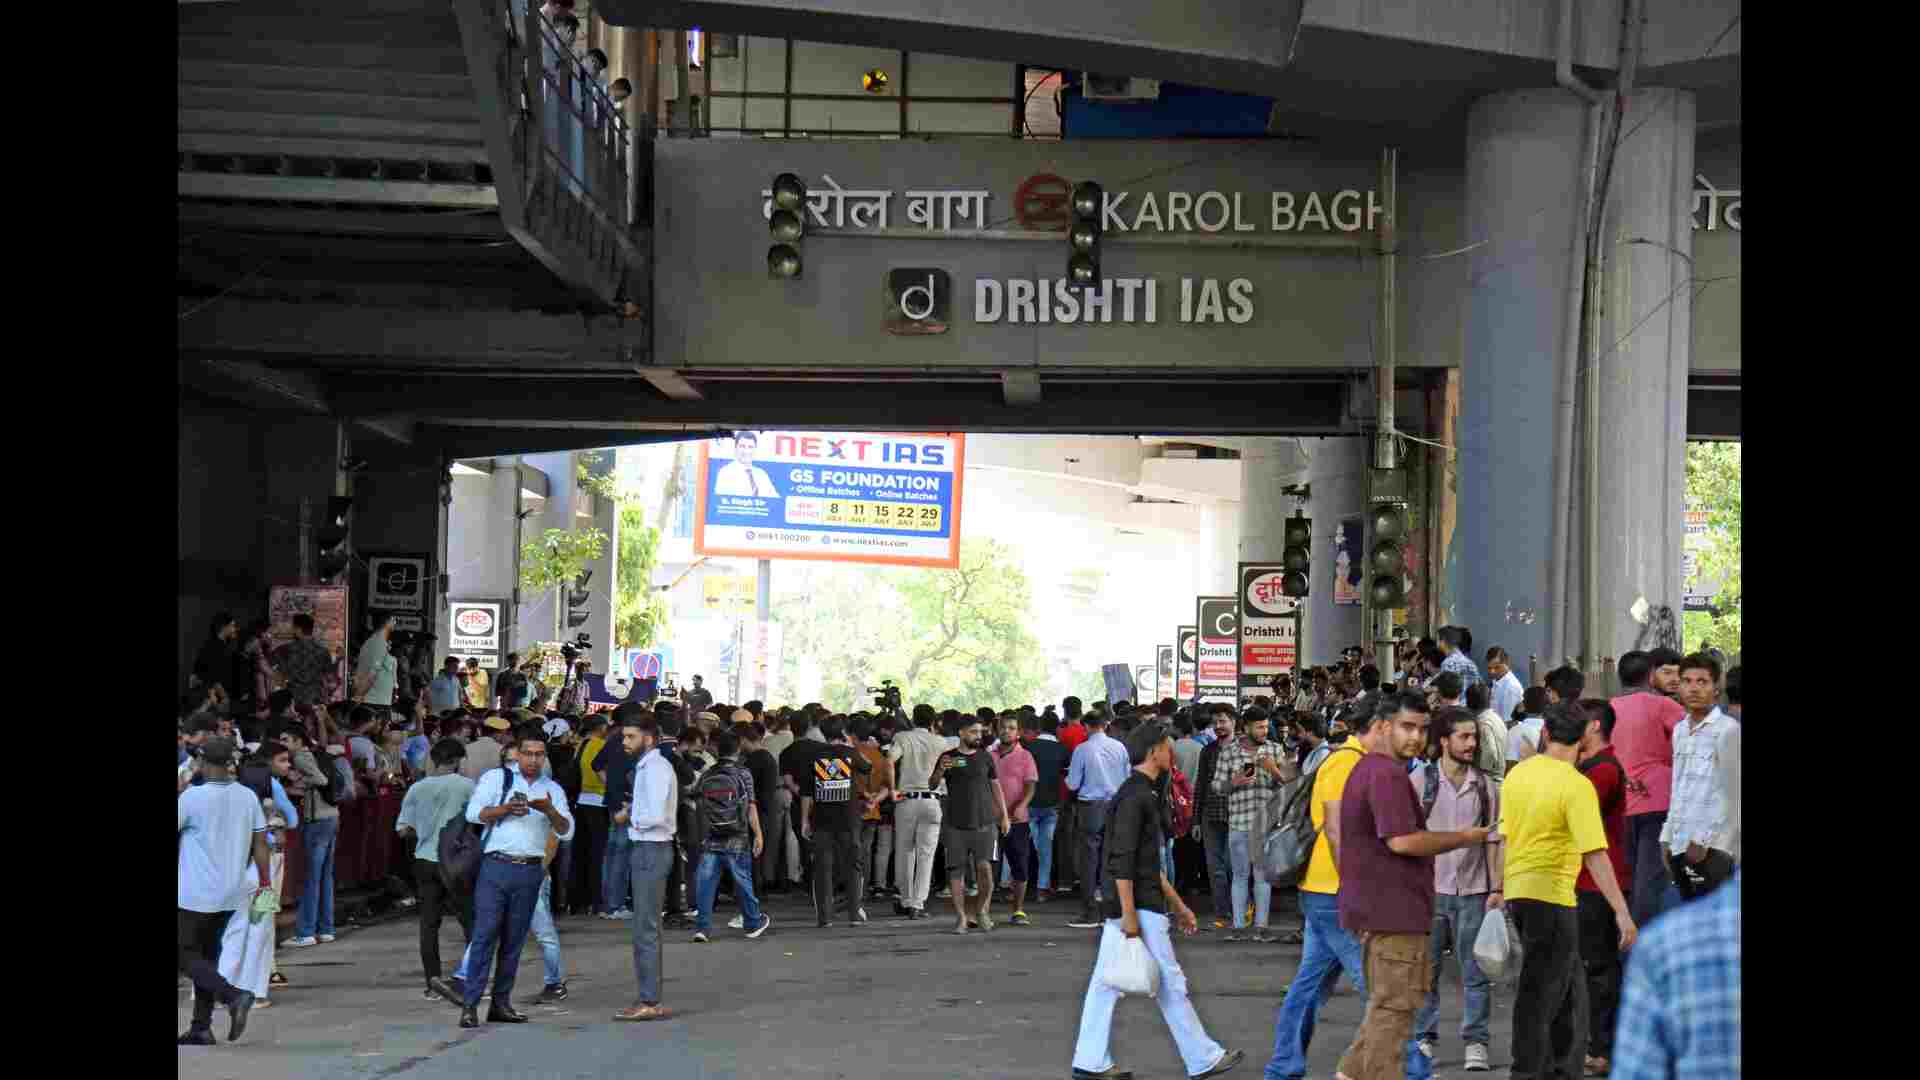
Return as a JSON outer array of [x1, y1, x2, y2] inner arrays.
[[1241, 762, 1256, 778]]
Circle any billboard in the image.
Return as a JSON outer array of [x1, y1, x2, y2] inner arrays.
[[1155, 645, 1173, 702], [1176, 626, 1197, 700], [1332, 515, 1364, 606], [1238, 563, 1299, 700], [449, 599, 505, 669], [1195, 596, 1238, 705], [268, 584, 348, 700], [702, 574, 757, 615], [693, 430, 966, 568]]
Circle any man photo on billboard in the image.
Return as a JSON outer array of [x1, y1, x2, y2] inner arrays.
[[715, 432, 782, 499]]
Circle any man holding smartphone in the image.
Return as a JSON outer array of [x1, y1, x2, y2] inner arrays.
[[453, 726, 574, 1029], [1213, 707, 1294, 942]]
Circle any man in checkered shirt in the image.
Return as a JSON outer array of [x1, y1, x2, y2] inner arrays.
[[1212, 706, 1295, 942], [1610, 723, 1740, 1080]]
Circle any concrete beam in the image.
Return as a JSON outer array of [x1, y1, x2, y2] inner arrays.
[[181, 352, 332, 413], [638, 368, 705, 401], [1001, 371, 1042, 408], [178, 171, 499, 208], [175, 202, 511, 240], [596, 1, 1304, 98], [176, 300, 647, 366], [1137, 457, 1243, 505], [351, 414, 417, 446]]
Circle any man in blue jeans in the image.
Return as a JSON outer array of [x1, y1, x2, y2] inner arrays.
[[690, 729, 772, 941], [287, 727, 340, 948], [1264, 711, 1367, 1080], [1023, 711, 1069, 898], [453, 728, 574, 1029]]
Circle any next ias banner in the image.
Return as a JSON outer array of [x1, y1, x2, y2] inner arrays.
[[693, 430, 966, 569]]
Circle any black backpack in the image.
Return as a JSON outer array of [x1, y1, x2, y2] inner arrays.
[[439, 764, 514, 896], [697, 764, 749, 837], [310, 745, 348, 806]]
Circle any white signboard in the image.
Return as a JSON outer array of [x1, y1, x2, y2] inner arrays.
[[449, 600, 504, 669]]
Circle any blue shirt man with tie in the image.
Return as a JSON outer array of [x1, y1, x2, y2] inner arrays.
[[1064, 714, 1133, 929], [454, 725, 574, 1028]]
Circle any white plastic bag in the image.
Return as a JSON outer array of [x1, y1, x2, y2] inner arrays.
[[1101, 933, 1162, 997], [1473, 909, 1512, 978]]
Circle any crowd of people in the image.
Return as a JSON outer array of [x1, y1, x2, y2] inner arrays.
[[179, 614, 1740, 1080]]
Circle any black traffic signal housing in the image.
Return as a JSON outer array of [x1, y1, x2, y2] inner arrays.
[[1068, 180, 1102, 285], [314, 495, 353, 581], [1368, 500, 1409, 609], [767, 172, 806, 278], [565, 570, 592, 630], [1281, 513, 1311, 598]]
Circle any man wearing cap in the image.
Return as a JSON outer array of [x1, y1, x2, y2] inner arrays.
[[461, 715, 513, 781], [177, 737, 270, 1045]]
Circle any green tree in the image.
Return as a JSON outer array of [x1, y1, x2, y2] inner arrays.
[[1067, 668, 1107, 705], [519, 527, 608, 594], [771, 539, 1049, 712], [612, 501, 669, 650], [1682, 441, 1741, 659]]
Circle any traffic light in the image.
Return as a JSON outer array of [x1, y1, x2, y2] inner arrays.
[[1068, 180, 1102, 285], [565, 570, 591, 630], [1367, 500, 1409, 609], [767, 172, 806, 279], [314, 495, 353, 581], [1281, 512, 1311, 598]]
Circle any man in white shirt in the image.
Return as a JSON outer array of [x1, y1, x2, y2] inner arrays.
[[713, 432, 782, 498], [614, 711, 679, 1021], [1465, 682, 1509, 783], [453, 724, 573, 1029], [1661, 654, 1739, 902], [177, 738, 269, 1045], [1485, 647, 1525, 734]]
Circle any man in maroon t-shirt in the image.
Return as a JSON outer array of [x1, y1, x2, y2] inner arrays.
[[1574, 699, 1633, 1076], [1607, 651, 1685, 928], [1336, 692, 1491, 1080]]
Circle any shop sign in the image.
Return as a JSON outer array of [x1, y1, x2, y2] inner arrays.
[[1691, 176, 1742, 232], [1196, 596, 1238, 704], [1238, 564, 1298, 699]]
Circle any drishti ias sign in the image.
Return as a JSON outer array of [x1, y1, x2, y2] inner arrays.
[[449, 600, 504, 669], [885, 269, 1259, 330], [693, 430, 966, 569], [1238, 563, 1298, 700]]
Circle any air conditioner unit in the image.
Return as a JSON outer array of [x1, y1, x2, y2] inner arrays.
[[1082, 73, 1161, 102]]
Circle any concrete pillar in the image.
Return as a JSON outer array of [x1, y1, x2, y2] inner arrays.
[[351, 443, 449, 651], [1593, 88, 1695, 664], [1454, 88, 1694, 680], [258, 416, 344, 587], [1238, 437, 1307, 563], [1300, 436, 1368, 666], [1194, 501, 1240, 600]]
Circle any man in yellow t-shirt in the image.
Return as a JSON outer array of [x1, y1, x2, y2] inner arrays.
[[1497, 703, 1637, 1080], [1264, 700, 1371, 1080], [569, 717, 611, 917]]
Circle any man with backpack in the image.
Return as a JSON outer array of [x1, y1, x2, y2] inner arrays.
[[1214, 705, 1295, 943], [396, 738, 474, 998], [689, 728, 771, 942], [285, 716, 343, 949], [1407, 708, 1504, 1073], [1261, 702, 1367, 1080]]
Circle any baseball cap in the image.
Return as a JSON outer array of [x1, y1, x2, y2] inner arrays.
[[483, 716, 512, 732]]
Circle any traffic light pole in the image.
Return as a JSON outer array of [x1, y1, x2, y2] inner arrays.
[[1372, 146, 1399, 679]]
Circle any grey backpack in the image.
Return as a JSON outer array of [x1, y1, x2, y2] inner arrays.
[[1261, 746, 1361, 886]]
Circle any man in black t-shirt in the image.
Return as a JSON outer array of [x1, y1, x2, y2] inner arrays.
[[799, 716, 871, 928], [779, 724, 826, 888], [1025, 712, 1071, 899], [739, 721, 780, 896], [933, 718, 1010, 934]]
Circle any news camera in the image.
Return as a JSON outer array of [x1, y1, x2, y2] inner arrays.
[[868, 680, 903, 717]]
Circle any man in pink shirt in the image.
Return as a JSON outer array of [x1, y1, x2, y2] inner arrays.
[[1607, 650, 1687, 927], [993, 716, 1040, 925]]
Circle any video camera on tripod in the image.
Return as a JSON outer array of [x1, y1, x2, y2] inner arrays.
[[867, 679, 903, 718]]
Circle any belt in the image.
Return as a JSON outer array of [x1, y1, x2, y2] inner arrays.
[[901, 790, 939, 800], [486, 852, 542, 865]]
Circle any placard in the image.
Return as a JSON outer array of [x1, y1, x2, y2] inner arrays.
[[693, 430, 965, 568], [1176, 626, 1197, 701], [449, 599, 505, 669], [1238, 562, 1299, 701], [1195, 596, 1238, 705], [1155, 645, 1173, 702]]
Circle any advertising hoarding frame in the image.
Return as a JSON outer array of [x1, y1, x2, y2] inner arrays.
[[1195, 595, 1238, 705], [1175, 626, 1197, 701], [1237, 562, 1299, 702]]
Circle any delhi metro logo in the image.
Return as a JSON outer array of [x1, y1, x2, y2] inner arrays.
[[884, 268, 951, 335], [1014, 174, 1073, 232]]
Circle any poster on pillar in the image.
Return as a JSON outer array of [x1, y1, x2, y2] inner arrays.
[[449, 600, 505, 670], [1176, 626, 1197, 701], [693, 431, 965, 569], [1195, 596, 1238, 705], [1332, 516, 1363, 606], [269, 585, 348, 699], [1237, 563, 1298, 701], [365, 553, 431, 633], [1155, 645, 1173, 702]]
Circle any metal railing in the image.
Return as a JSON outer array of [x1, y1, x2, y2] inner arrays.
[[496, 0, 632, 233]]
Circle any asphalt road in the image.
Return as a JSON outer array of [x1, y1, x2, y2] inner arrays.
[[178, 889, 1516, 1080]]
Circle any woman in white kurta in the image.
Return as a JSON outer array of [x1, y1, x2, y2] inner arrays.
[[218, 799, 286, 1004]]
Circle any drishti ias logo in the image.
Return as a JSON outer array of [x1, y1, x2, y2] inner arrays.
[[455, 608, 495, 636], [884, 268, 951, 335]]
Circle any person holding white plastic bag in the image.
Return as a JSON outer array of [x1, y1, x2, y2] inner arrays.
[[1071, 722, 1243, 1080]]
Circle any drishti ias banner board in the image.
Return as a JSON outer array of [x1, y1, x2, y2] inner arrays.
[[1155, 645, 1173, 701], [694, 431, 965, 569], [1176, 626, 1197, 701], [449, 600, 505, 670], [1195, 596, 1239, 705], [1238, 563, 1299, 700]]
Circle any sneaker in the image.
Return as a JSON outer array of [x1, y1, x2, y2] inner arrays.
[[967, 885, 979, 898], [1465, 1043, 1490, 1071], [422, 987, 442, 1001], [1251, 931, 1274, 944], [935, 887, 952, 899], [608, 908, 635, 920], [317, 933, 337, 943], [1417, 1038, 1436, 1061], [691, 931, 710, 944], [534, 982, 569, 1004], [727, 914, 746, 930], [283, 936, 317, 948], [1009, 911, 1032, 926], [746, 913, 773, 939], [852, 907, 869, 924], [1067, 914, 1102, 929], [1225, 932, 1247, 942]]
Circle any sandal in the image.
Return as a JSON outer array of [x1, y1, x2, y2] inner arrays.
[[269, 972, 289, 987], [614, 1004, 673, 1022]]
